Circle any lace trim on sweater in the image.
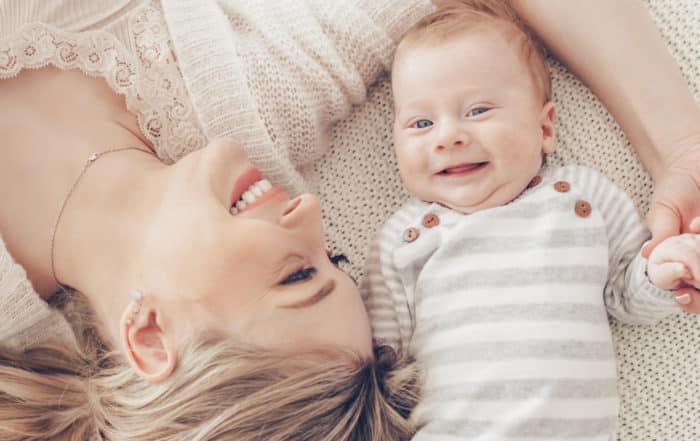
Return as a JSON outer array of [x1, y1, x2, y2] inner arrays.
[[0, 5, 206, 163]]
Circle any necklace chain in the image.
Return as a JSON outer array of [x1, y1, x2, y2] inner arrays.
[[50, 146, 155, 293]]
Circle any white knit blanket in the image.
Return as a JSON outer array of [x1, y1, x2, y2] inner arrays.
[[309, 0, 700, 439]]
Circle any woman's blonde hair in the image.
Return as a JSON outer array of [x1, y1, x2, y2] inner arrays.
[[0, 293, 420, 440]]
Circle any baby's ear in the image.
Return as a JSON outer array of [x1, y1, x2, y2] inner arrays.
[[540, 101, 556, 154]]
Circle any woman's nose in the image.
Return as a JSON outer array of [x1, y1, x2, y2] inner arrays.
[[278, 193, 324, 236]]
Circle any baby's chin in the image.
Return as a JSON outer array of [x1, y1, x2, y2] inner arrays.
[[430, 188, 521, 214]]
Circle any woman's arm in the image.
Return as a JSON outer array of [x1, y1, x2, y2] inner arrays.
[[510, 0, 700, 311], [510, 0, 699, 179]]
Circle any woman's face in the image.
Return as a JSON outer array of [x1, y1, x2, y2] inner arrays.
[[141, 139, 372, 357]]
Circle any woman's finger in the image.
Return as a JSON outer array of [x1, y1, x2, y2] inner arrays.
[[643, 203, 682, 258], [674, 287, 700, 314]]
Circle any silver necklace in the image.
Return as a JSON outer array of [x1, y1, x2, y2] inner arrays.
[[50, 146, 155, 293]]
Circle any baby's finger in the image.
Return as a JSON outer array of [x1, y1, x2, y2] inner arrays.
[[676, 243, 700, 284], [654, 240, 700, 283], [690, 217, 700, 233], [649, 262, 689, 290]]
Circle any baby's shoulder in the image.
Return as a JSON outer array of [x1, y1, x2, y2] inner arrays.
[[542, 165, 622, 192], [380, 198, 432, 241], [543, 164, 604, 182], [383, 198, 428, 227]]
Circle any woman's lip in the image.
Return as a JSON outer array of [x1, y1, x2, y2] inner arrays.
[[230, 166, 263, 206], [236, 187, 287, 214]]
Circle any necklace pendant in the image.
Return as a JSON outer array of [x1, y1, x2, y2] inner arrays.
[[88, 153, 98, 162]]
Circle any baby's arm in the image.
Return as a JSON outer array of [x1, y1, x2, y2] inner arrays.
[[360, 204, 422, 350], [551, 166, 680, 324], [647, 234, 700, 290], [361, 238, 403, 348]]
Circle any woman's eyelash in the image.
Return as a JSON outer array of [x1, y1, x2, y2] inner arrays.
[[280, 254, 347, 285], [329, 253, 348, 265], [281, 267, 317, 285]]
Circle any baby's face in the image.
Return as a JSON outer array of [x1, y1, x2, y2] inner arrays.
[[392, 26, 555, 214]]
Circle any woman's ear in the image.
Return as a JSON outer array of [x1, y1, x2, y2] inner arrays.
[[540, 101, 556, 154], [120, 303, 178, 383]]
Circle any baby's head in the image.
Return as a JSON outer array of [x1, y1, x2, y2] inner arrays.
[[391, 0, 555, 213]]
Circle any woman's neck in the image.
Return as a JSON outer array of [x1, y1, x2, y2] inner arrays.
[[55, 148, 167, 336]]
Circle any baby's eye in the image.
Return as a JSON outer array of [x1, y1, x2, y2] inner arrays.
[[467, 107, 490, 117], [412, 119, 433, 129], [281, 267, 317, 285]]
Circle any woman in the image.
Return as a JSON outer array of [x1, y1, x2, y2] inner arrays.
[[1, 1, 430, 439], [0, 0, 698, 439]]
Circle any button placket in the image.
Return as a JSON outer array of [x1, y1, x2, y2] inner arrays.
[[422, 213, 440, 228], [403, 227, 420, 243], [554, 181, 571, 192], [575, 200, 592, 217]]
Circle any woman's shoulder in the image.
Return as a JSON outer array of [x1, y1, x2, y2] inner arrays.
[[0, 0, 207, 164], [0, 234, 76, 351]]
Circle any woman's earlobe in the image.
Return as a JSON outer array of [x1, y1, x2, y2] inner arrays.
[[120, 295, 178, 383]]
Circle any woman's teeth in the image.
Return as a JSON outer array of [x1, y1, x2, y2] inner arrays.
[[230, 179, 273, 215]]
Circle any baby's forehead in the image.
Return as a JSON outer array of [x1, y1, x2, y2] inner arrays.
[[395, 20, 521, 66], [393, 21, 549, 103]]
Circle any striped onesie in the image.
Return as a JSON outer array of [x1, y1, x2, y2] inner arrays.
[[362, 165, 680, 441]]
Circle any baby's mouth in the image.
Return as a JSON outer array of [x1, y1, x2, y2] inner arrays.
[[438, 162, 488, 175]]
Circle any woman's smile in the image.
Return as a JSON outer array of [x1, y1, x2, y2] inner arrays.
[[229, 165, 288, 215]]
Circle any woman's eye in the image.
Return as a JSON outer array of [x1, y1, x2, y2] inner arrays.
[[329, 254, 348, 266], [412, 119, 433, 129], [280, 267, 317, 285], [467, 107, 490, 117]]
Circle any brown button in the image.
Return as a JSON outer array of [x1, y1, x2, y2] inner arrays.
[[403, 227, 419, 243], [527, 175, 542, 188], [575, 200, 592, 218], [554, 181, 570, 192], [422, 213, 440, 228]]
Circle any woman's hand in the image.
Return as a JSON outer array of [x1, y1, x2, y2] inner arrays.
[[642, 135, 700, 313], [643, 136, 700, 255]]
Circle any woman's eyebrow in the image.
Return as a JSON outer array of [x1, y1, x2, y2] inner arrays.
[[278, 279, 336, 309]]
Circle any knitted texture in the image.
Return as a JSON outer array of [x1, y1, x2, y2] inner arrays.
[[162, 0, 433, 195], [0, 236, 76, 349], [311, 0, 700, 439]]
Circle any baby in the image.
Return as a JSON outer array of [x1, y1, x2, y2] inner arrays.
[[362, 1, 696, 440]]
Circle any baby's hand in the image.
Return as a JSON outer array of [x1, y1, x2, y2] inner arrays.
[[647, 234, 700, 290]]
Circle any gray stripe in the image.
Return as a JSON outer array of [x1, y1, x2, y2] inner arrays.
[[419, 341, 615, 363], [415, 304, 608, 336], [422, 416, 616, 439], [440, 228, 607, 258], [425, 379, 618, 401], [420, 265, 608, 291], [486, 196, 582, 219]]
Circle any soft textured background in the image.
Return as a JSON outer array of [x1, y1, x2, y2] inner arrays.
[[307, 0, 700, 439]]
